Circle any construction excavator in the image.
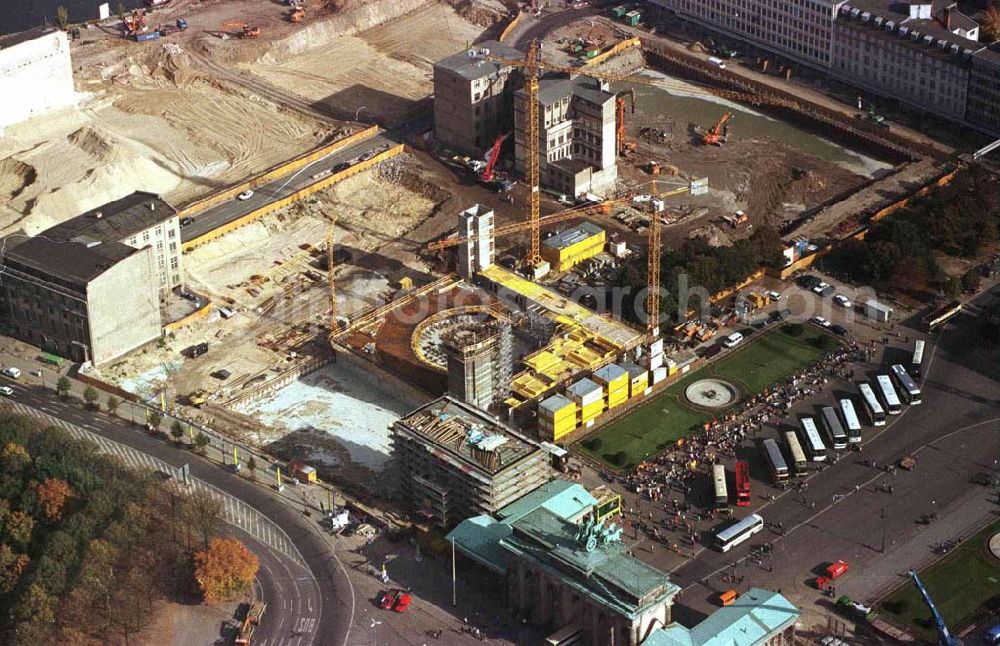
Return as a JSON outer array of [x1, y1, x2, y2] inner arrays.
[[616, 88, 636, 158], [123, 9, 148, 35], [702, 112, 732, 146], [220, 20, 261, 39]]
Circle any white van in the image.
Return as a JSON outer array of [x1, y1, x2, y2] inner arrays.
[[708, 56, 726, 69], [2, 367, 21, 379], [722, 332, 744, 348]]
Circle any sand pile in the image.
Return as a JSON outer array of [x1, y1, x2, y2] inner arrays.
[[0, 160, 37, 204]]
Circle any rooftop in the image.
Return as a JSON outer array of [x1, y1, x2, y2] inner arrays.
[[533, 74, 613, 107], [643, 588, 799, 646], [543, 221, 605, 251], [0, 26, 57, 50], [448, 481, 679, 616], [435, 40, 525, 81], [393, 396, 541, 476], [837, 1, 980, 62], [45, 192, 177, 244], [4, 235, 140, 287]]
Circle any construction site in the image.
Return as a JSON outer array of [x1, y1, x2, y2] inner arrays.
[[19, 1, 954, 492]]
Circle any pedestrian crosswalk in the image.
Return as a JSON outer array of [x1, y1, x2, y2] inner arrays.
[[5, 401, 303, 565]]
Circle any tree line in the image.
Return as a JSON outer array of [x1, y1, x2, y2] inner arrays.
[[821, 164, 999, 298], [0, 409, 258, 644]]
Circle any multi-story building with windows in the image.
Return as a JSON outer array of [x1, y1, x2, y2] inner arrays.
[[514, 75, 618, 197], [648, 0, 1000, 135], [0, 192, 182, 365], [44, 191, 183, 293], [433, 40, 524, 156]]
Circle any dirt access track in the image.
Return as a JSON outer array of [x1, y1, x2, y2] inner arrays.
[[0, 0, 495, 236]]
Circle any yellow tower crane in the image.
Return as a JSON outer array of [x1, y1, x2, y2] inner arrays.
[[427, 179, 704, 336]]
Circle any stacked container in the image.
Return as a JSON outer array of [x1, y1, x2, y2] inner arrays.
[[592, 364, 629, 411], [567, 377, 604, 428], [622, 361, 650, 398], [538, 394, 577, 442]]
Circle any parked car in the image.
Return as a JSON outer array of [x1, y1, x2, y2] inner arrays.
[[764, 290, 781, 301], [722, 332, 744, 348], [237, 190, 254, 201], [833, 294, 852, 308], [180, 217, 194, 227], [798, 275, 821, 289], [812, 281, 831, 295], [830, 324, 848, 337], [2, 367, 21, 379], [332, 162, 351, 173], [811, 316, 831, 327], [377, 589, 411, 613], [358, 150, 377, 162], [0, 386, 13, 396]]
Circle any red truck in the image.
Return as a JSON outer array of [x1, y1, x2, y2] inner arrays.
[[815, 560, 849, 589]]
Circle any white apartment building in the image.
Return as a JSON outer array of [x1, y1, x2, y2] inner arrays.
[[648, 0, 1000, 135], [514, 75, 618, 197]]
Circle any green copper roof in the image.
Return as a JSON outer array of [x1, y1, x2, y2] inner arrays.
[[643, 588, 799, 646]]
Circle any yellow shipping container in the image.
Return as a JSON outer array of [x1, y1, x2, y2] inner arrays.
[[580, 399, 604, 423], [607, 388, 628, 409]]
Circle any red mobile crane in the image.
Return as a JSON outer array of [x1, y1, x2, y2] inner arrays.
[[480, 132, 510, 182]]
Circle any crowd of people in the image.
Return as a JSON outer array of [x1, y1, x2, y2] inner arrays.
[[609, 338, 870, 548]]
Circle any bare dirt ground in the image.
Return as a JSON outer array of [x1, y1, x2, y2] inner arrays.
[[0, 0, 488, 235], [245, 3, 485, 123]]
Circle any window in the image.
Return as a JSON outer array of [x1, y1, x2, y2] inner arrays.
[[170, 257, 179, 270], [142, 231, 150, 242], [168, 228, 176, 239], [169, 242, 177, 252]]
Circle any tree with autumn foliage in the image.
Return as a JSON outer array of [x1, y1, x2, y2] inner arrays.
[[194, 538, 259, 603], [35, 478, 72, 522], [982, 6, 1000, 43]]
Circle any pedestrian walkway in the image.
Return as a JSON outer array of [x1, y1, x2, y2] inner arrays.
[[4, 399, 304, 565]]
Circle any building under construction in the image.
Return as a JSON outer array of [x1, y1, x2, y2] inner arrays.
[[391, 396, 553, 528], [442, 318, 513, 412]]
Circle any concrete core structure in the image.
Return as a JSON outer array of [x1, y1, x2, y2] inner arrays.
[[456, 204, 496, 279], [0, 28, 77, 132], [443, 319, 513, 411]]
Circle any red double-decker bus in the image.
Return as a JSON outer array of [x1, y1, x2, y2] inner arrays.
[[735, 460, 751, 507]]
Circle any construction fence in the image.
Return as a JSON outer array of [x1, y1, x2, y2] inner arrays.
[[583, 36, 642, 68], [176, 125, 381, 219], [182, 143, 405, 250]]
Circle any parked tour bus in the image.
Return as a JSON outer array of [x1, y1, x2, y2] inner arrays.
[[838, 398, 862, 444], [799, 417, 827, 461], [921, 300, 962, 332], [782, 430, 808, 475], [762, 438, 789, 483], [858, 382, 886, 426], [890, 364, 922, 405], [910, 339, 925, 378], [820, 406, 848, 450], [712, 464, 730, 511], [734, 460, 751, 507], [875, 374, 902, 414]]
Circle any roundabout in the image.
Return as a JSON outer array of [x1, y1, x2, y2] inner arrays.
[[684, 378, 739, 410]]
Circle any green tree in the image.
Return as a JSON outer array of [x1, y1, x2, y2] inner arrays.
[[55, 6, 69, 30], [943, 275, 961, 298], [105, 395, 121, 416], [246, 456, 257, 481], [55, 376, 71, 398], [981, 6, 1000, 42], [0, 544, 29, 594], [170, 421, 184, 444], [961, 268, 982, 294], [147, 411, 161, 431], [194, 432, 210, 455], [83, 386, 99, 409]]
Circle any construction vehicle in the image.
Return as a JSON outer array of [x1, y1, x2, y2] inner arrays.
[[481, 132, 511, 183], [123, 9, 148, 36], [234, 602, 266, 646], [616, 89, 636, 158], [702, 112, 732, 146], [909, 570, 956, 646], [220, 21, 261, 39], [722, 210, 748, 228], [856, 96, 888, 129]]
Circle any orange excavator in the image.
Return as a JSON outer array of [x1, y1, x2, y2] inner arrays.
[[221, 20, 261, 38], [616, 88, 636, 158], [123, 9, 148, 35], [702, 112, 732, 146]]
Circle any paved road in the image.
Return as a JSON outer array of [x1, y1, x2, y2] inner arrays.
[[0, 384, 355, 646], [180, 133, 395, 243]]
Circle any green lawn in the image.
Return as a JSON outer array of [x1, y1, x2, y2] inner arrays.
[[578, 325, 834, 469], [877, 520, 1000, 642]]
